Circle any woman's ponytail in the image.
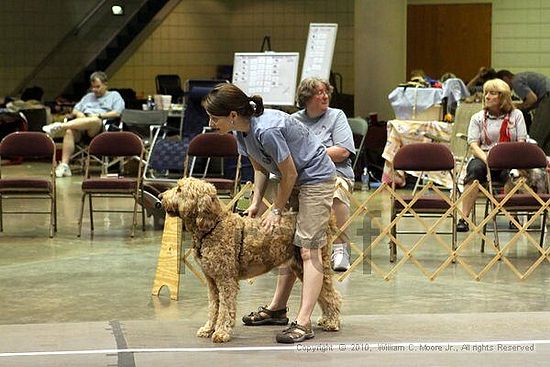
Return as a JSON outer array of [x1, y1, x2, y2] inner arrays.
[[249, 95, 264, 117]]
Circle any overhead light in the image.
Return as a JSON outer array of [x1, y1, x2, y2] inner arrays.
[[111, 5, 124, 16]]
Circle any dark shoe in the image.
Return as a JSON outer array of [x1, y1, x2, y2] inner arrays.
[[509, 216, 520, 230], [276, 321, 314, 344], [456, 219, 469, 232], [242, 306, 289, 326]]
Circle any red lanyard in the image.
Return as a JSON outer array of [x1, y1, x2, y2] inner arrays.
[[482, 110, 511, 145]]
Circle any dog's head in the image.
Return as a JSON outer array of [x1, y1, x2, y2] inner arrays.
[[160, 177, 224, 233], [508, 168, 547, 193]]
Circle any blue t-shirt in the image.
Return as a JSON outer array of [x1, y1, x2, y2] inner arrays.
[[235, 109, 335, 184], [292, 107, 355, 181], [74, 91, 125, 116]]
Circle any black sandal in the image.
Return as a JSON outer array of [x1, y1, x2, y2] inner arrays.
[[242, 306, 289, 326]]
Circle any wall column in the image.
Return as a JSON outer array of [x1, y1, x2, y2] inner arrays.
[[354, 0, 406, 120]]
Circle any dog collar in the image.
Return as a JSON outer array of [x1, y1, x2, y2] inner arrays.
[[196, 217, 222, 242]]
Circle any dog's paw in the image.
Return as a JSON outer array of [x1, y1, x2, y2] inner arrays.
[[211, 330, 231, 343], [320, 318, 340, 332], [197, 326, 215, 338], [316, 316, 328, 328]]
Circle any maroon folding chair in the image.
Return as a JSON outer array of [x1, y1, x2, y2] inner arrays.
[[0, 132, 56, 237], [78, 132, 145, 237]]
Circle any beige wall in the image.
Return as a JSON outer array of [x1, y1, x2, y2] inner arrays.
[[0, 0, 101, 97], [5, 0, 550, 120], [354, 0, 407, 120], [110, 0, 355, 99], [491, 0, 550, 75]]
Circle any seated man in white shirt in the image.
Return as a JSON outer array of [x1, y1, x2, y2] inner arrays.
[[43, 71, 125, 177]]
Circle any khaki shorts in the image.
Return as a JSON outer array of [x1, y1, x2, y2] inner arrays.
[[291, 178, 336, 249], [334, 176, 354, 208]]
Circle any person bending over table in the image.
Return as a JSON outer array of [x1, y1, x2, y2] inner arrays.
[[42, 71, 125, 178], [457, 78, 527, 232], [496, 69, 550, 150]]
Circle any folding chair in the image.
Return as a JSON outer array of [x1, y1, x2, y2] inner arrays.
[[449, 103, 482, 160], [390, 143, 457, 262], [142, 83, 223, 181], [481, 142, 550, 252], [20, 108, 48, 132], [65, 116, 122, 174], [77, 132, 145, 237], [120, 109, 168, 162], [347, 117, 368, 171], [183, 132, 241, 197], [182, 80, 228, 138], [414, 103, 480, 194], [156, 74, 184, 103], [0, 132, 57, 237]]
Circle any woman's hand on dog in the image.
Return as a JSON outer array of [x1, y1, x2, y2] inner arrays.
[[261, 211, 281, 233], [244, 203, 281, 232], [243, 203, 260, 218]]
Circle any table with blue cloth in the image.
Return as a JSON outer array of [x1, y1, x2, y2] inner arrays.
[[388, 79, 470, 120], [388, 87, 444, 120]]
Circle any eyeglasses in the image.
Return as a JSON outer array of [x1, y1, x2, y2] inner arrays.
[[315, 89, 330, 97]]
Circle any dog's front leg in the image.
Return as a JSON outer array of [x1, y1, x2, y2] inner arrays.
[[211, 277, 239, 343], [197, 275, 219, 338]]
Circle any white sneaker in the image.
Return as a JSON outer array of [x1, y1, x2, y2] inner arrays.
[[55, 163, 72, 178], [42, 122, 65, 138], [331, 244, 350, 272]]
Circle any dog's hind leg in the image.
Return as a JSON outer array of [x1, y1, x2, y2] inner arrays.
[[197, 275, 219, 338], [211, 277, 239, 343], [316, 245, 341, 331]]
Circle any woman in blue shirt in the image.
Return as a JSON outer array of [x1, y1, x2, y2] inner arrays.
[[204, 83, 336, 343]]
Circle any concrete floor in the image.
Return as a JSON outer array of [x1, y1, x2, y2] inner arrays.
[[0, 162, 549, 366]]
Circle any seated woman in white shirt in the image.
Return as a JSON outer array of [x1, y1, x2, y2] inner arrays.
[[457, 78, 527, 232]]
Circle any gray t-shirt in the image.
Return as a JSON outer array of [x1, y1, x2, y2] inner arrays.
[[512, 72, 550, 107], [292, 107, 355, 181], [74, 91, 125, 116], [235, 109, 335, 185], [467, 108, 527, 151]]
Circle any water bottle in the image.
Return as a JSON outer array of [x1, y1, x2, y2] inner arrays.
[[361, 167, 370, 191], [147, 95, 155, 110]]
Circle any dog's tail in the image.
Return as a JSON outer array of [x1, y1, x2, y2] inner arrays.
[[327, 215, 339, 243]]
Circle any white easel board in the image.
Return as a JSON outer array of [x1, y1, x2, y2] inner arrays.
[[300, 23, 338, 81], [232, 52, 300, 106]]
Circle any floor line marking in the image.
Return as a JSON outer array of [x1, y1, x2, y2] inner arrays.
[[0, 339, 549, 357]]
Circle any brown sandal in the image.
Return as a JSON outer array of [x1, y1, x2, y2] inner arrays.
[[242, 306, 289, 326], [276, 321, 314, 343]]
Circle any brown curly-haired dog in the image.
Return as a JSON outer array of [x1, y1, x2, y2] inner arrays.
[[161, 177, 341, 343]]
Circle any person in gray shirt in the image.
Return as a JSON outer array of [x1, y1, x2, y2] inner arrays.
[[204, 83, 336, 344], [42, 71, 125, 177], [292, 77, 355, 272], [497, 69, 550, 153]]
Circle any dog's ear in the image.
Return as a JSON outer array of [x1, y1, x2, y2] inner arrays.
[[175, 182, 204, 220], [195, 193, 222, 232]]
